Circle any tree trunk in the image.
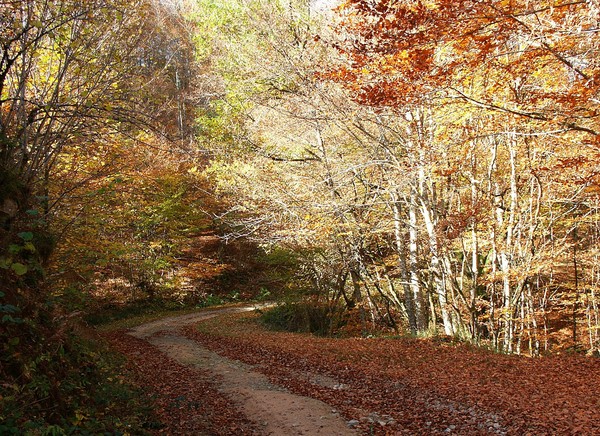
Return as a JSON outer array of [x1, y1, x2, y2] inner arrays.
[[421, 196, 454, 336], [391, 197, 417, 334]]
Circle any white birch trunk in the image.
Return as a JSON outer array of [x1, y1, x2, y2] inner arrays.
[[420, 198, 454, 335]]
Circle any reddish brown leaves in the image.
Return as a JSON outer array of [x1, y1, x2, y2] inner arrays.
[[323, 0, 600, 127], [184, 312, 600, 435], [104, 330, 258, 435], [104, 309, 600, 435]]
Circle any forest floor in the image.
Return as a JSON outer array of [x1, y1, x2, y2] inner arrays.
[[104, 305, 600, 436]]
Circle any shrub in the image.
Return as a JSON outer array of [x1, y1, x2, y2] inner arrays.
[[0, 321, 154, 434], [261, 300, 345, 336]]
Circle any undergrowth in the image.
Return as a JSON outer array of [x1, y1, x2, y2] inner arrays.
[[85, 298, 189, 327], [0, 197, 158, 435], [0, 311, 157, 434], [87, 293, 246, 331], [260, 300, 346, 336]]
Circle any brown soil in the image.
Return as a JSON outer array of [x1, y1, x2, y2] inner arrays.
[[121, 305, 355, 435], [108, 305, 600, 435]]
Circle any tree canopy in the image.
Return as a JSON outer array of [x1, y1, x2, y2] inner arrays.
[[2, 0, 600, 430]]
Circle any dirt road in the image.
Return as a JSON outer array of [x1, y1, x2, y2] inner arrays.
[[127, 305, 355, 435], [109, 305, 600, 435]]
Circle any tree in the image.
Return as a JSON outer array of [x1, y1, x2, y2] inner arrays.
[[322, 0, 600, 351], [0, 0, 201, 291]]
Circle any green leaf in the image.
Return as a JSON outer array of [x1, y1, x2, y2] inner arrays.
[[0, 291, 4, 297], [18, 232, 34, 242], [26, 209, 39, 216], [2, 315, 23, 324], [0, 304, 20, 313], [11, 263, 28, 276]]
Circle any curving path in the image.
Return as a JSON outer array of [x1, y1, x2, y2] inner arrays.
[[128, 305, 355, 435]]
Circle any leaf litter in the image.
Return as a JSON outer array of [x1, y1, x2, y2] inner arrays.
[[107, 307, 600, 435]]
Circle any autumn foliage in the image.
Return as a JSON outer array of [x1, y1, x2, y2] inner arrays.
[[198, 0, 600, 355], [185, 311, 600, 435]]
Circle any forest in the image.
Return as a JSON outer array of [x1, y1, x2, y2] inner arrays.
[[1, 0, 600, 433]]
